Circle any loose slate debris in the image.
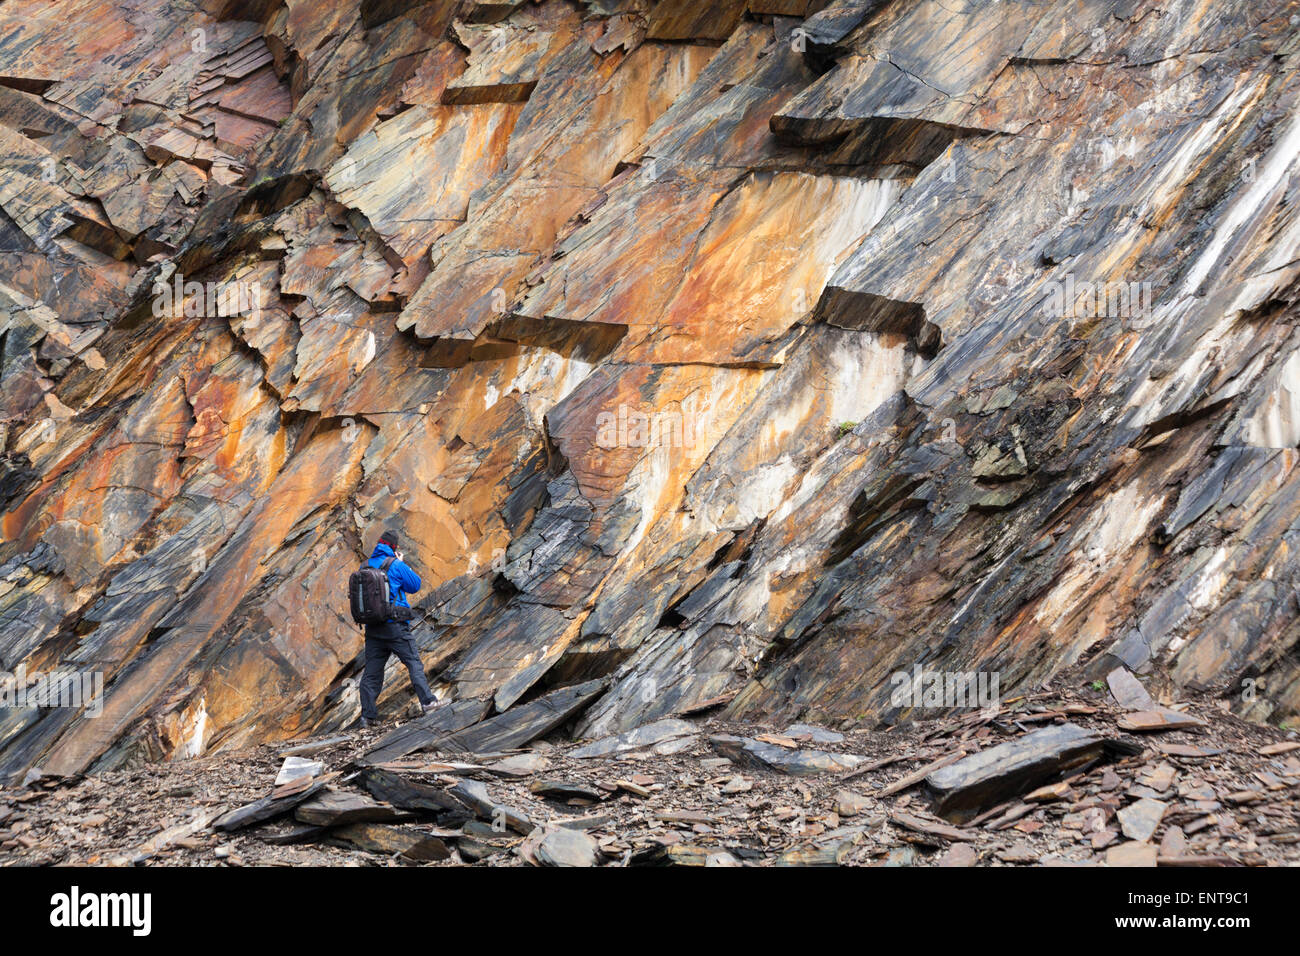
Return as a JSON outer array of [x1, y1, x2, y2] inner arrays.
[[360, 698, 493, 765], [6, 671, 1298, 868], [708, 735, 863, 775], [786, 723, 846, 745], [925, 724, 1106, 822], [437, 681, 606, 755]]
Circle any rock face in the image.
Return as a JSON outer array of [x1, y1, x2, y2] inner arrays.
[[2, 0, 1300, 779]]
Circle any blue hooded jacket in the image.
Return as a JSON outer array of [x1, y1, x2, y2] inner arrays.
[[368, 541, 421, 619]]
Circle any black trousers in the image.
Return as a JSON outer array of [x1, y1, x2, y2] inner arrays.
[[359, 620, 434, 720]]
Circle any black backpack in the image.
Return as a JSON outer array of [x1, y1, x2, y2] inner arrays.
[[349, 557, 395, 625]]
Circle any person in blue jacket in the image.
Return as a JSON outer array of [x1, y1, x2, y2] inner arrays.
[[358, 529, 436, 728]]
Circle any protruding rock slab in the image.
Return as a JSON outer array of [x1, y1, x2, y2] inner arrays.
[[212, 779, 329, 832], [436, 680, 606, 755], [925, 724, 1105, 822], [357, 768, 463, 814], [708, 734, 862, 775], [360, 698, 493, 765], [293, 789, 412, 827]]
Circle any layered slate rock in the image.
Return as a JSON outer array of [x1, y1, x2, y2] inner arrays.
[[360, 698, 493, 765], [434, 680, 606, 754], [3, 0, 1300, 786]]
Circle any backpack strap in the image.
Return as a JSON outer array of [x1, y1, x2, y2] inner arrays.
[[380, 557, 395, 570]]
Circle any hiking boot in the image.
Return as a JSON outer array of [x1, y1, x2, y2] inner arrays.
[[359, 717, 376, 730], [421, 701, 438, 716]]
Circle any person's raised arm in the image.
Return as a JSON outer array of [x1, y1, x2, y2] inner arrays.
[[394, 553, 422, 594]]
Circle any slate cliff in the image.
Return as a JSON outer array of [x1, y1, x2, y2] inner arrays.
[[2, 0, 1299, 779]]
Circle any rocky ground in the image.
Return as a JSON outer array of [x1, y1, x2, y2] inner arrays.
[[3, 667, 1298, 867]]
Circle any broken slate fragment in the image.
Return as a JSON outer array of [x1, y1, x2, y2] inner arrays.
[[1106, 667, 1155, 711], [937, 844, 979, 867], [436, 681, 606, 755], [708, 734, 862, 775], [275, 756, 323, 786], [1117, 798, 1166, 843], [212, 779, 329, 832], [785, 723, 846, 744], [721, 775, 752, 794], [834, 789, 873, 817], [279, 736, 350, 758], [890, 810, 974, 842], [536, 827, 599, 867], [925, 723, 1105, 822], [528, 779, 605, 803], [774, 841, 854, 866], [1117, 709, 1207, 732], [294, 789, 413, 826], [487, 753, 550, 776], [357, 768, 462, 814], [449, 779, 535, 835], [570, 717, 696, 758]]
